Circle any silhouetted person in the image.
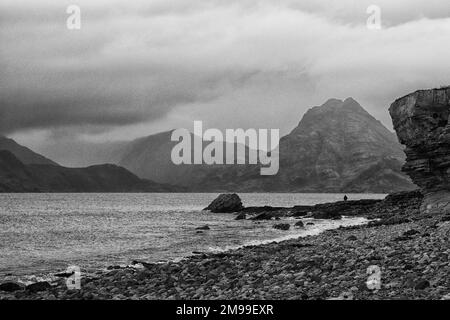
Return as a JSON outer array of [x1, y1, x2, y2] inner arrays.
[[344, 195, 348, 201]]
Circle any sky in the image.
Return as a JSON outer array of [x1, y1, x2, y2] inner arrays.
[[1, 0, 449, 166]]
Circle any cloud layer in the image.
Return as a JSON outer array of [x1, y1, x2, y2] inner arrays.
[[1, 0, 449, 164]]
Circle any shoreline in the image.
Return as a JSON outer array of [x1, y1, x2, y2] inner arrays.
[[1, 191, 450, 300], [0, 216, 368, 284]]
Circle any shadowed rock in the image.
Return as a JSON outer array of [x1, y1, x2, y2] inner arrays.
[[204, 193, 244, 213], [273, 223, 290, 231], [0, 282, 24, 292]]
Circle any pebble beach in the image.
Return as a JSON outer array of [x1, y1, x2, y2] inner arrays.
[[1, 192, 449, 300]]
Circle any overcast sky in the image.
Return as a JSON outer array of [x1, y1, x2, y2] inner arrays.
[[1, 0, 449, 165]]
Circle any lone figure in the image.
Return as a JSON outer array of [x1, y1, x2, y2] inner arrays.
[[344, 195, 348, 201]]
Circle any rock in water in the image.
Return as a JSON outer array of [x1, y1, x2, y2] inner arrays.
[[235, 212, 246, 220], [389, 87, 450, 214], [273, 223, 290, 231], [294, 221, 304, 228], [195, 225, 210, 230], [204, 193, 244, 213]]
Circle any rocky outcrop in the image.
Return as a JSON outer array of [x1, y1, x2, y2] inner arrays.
[[389, 87, 450, 214], [204, 193, 244, 213]]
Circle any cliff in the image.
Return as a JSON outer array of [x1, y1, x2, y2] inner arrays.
[[389, 87, 450, 213]]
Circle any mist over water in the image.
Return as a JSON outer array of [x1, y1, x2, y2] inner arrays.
[[0, 193, 385, 281]]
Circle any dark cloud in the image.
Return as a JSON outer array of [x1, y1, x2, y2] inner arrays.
[[0, 0, 449, 160]]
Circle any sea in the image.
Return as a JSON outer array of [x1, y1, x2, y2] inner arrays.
[[0, 193, 386, 283]]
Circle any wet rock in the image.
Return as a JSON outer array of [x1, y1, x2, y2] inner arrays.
[[273, 223, 290, 231], [195, 225, 210, 230], [294, 221, 304, 228], [107, 265, 121, 270], [403, 229, 420, 237], [26, 281, 52, 293], [0, 282, 24, 292], [414, 280, 430, 290], [54, 271, 75, 278], [250, 212, 274, 220], [235, 212, 246, 220], [204, 193, 244, 213]]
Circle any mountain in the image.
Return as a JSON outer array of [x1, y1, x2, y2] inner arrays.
[[0, 136, 58, 165], [116, 98, 417, 193], [269, 97, 414, 192], [0, 150, 182, 192], [118, 130, 254, 188]]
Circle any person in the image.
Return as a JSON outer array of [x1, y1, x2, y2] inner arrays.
[[344, 195, 348, 201]]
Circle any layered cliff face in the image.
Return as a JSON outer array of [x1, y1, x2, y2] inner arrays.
[[389, 87, 450, 213]]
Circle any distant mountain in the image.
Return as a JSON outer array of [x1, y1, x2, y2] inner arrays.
[[118, 130, 253, 188], [269, 97, 415, 192], [116, 98, 417, 193], [0, 150, 182, 192], [0, 136, 58, 165]]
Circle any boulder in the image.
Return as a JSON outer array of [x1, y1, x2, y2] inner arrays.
[[273, 223, 290, 231], [294, 221, 304, 228], [389, 87, 450, 214], [26, 281, 52, 293], [204, 193, 244, 213], [0, 281, 24, 292]]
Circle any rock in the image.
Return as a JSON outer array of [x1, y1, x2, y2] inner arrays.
[[389, 87, 450, 214], [250, 212, 274, 220], [414, 280, 430, 290], [346, 235, 358, 241], [196, 225, 210, 230], [306, 222, 315, 226], [273, 223, 290, 231], [107, 265, 121, 270], [54, 271, 75, 278], [204, 193, 244, 213], [403, 229, 420, 237], [26, 281, 52, 293], [0, 282, 24, 292], [235, 212, 246, 220], [294, 221, 304, 228]]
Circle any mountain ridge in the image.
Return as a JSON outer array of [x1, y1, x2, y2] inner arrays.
[[0, 150, 182, 192], [115, 97, 417, 193], [0, 136, 58, 165]]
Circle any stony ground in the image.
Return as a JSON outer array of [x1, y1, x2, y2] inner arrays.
[[2, 210, 450, 300]]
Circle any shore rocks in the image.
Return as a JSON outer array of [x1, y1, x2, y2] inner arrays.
[[26, 281, 52, 293], [389, 87, 450, 214], [235, 213, 246, 220], [204, 193, 244, 213], [0, 282, 24, 292], [294, 221, 304, 228], [4, 205, 450, 301], [273, 223, 290, 231]]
